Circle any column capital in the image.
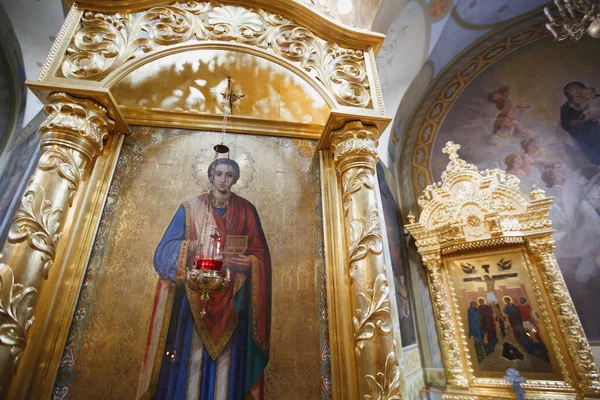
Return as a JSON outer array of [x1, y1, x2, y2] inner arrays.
[[329, 121, 379, 174], [40, 92, 115, 162]]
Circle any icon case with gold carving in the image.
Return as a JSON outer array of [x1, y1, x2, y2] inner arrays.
[[406, 142, 600, 399]]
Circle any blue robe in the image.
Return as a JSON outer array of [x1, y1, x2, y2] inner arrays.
[[467, 307, 484, 343], [148, 198, 269, 400]]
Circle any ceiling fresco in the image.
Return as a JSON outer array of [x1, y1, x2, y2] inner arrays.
[[381, 0, 550, 166], [0, 0, 554, 168], [453, 0, 549, 28]]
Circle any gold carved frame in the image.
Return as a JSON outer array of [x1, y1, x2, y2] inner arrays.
[[0, 1, 407, 399], [405, 142, 600, 399]]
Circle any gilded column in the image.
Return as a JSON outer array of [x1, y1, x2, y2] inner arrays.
[[0, 92, 114, 395], [526, 235, 600, 395], [420, 252, 469, 387], [329, 121, 403, 399]]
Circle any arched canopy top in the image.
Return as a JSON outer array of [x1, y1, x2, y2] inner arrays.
[[106, 43, 337, 111], [27, 0, 389, 139], [109, 46, 332, 137], [405, 142, 554, 252], [63, 0, 386, 53]]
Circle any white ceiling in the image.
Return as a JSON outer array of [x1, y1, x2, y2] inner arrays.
[[0, 0, 65, 126]]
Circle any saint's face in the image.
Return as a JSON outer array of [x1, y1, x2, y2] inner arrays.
[[212, 164, 235, 194]]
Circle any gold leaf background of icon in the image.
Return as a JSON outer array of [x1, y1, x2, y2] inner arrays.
[[64, 128, 323, 399]]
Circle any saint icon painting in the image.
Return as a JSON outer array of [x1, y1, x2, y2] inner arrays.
[[138, 157, 272, 400]]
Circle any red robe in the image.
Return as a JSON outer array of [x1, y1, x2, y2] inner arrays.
[[138, 192, 271, 399], [182, 193, 272, 358]]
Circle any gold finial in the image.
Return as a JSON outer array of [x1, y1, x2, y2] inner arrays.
[[530, 184, 546, 200], [407, 210, 416, 224], [442, 141, 461, 161], [438, 140, 478, 183]]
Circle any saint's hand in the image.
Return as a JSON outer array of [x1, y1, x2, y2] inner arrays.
[[226, 254, 252, 273]]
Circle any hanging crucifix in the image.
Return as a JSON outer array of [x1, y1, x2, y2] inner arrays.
[[222, 76, 245, 114], [214, 76, 245, 154]]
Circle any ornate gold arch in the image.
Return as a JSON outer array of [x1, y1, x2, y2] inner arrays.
[[29, 0, 389, 134], [0, 1, 409, 399]]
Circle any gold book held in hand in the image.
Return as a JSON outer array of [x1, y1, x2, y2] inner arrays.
[[224, 235, 248, 255]]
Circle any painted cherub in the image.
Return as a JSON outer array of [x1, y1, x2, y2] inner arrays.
[[487, 86, 532, 138], [504, 153, 527, 177], [520, 138, 550, 176]]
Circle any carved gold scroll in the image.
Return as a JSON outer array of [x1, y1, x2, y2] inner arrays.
[[405, 142, 600, 399], [0, 93, 114, 396], [6, 0, 393, 398], [324, 120, 404, 399]]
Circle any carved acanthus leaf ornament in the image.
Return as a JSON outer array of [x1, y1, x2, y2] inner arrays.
[[364, 350, 402, 400], [39, 147, 86, 206], [61, 2, 372, 108], [0, 255, 37, 372], [8, 184, 63, 279], [0, 93, 115, 396], [331, 122, 379, 165], [353, 273, 392, 355], [330, 120, 403, 398], [342, 168, 374, 215], [348, 205, 382, 278]]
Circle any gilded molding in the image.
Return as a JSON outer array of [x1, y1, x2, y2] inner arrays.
[[421, 253, 468, 387], [329, 120, 403, 399], [526, 235, 600, 394], [0, 255, 37, 374], [368, 47, 385, 115], [319, 150, 359, 399], [0, 93, 115, 395], [520, 248, 573, 388], [60, 2, 372, 108], [38, 3, 80, 81]]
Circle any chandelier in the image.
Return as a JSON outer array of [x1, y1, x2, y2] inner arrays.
[[544, 0, 600, 40]]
